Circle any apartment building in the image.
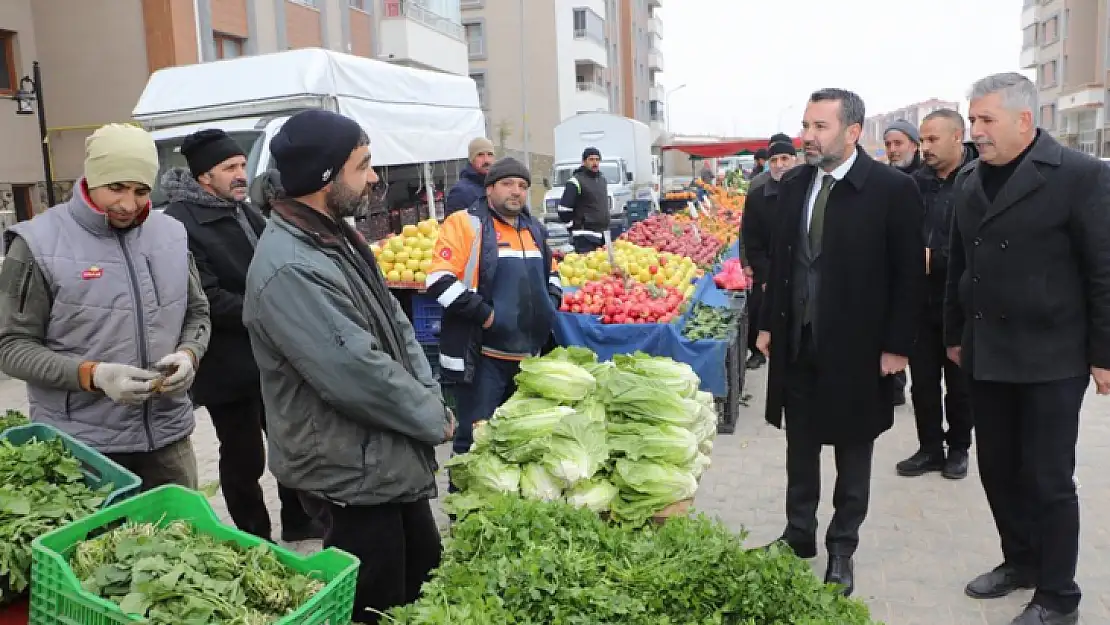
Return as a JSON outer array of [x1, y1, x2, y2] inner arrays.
[[860, 98, 961, 158], [0, 0, 467, 225], [460, 0, 663, 201], [1020, 0, 1108, 155]]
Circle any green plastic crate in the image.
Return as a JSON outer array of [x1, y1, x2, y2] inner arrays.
[[30, 485, 360, 625], [0, 424, 141, 510]]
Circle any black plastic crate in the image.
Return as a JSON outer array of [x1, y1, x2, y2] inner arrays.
[[716, 333, 743, 434], [412, 293, 443, 344]]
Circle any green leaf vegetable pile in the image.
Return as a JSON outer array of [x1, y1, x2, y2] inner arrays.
[[683, 303, 738, 340], [444, 346, 718, 525], [0, 436, 110, 597], [0, 409, 29, 432], [70, 521, 324, 624], [387, 495, 879, 624]]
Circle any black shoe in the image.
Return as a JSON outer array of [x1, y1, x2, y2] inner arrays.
[[745, 353, 766, 370], [758, 536, 817, 560], [943, 448, 970, 480], [824, 555, 854, 596], [965, 564, 1035, 599], [1009, 604, 1079, 625], [895, 449, 946, 477], [281, 520, 327, 542]]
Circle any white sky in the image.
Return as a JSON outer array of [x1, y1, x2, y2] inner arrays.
[[658, 0, 1033, 137]]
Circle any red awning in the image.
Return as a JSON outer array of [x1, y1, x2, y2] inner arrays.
[[661, 137, 802, 158]]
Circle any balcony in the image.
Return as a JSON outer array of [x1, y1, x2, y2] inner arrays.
[[1057, 86, 1105, 112], [1019, 46, 1036, 69], [649, 84, 664, 102], [1020, 3, 1036, 28], [379, 0, 469, 75], [648, 49, 663, 72], [648, 0, 660, 7], [575, 81, 610, 113], [571, 8, 608, 67], [648, 16, 663, 38]]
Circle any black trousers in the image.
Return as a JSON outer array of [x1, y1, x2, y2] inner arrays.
[[783, 327, 874, 556], [970, 376, 1087, 613], [325, 499, 442, 623], [746, 284, 763, 355], [909, 315, 972, 452], [206, 393, 313, 541]]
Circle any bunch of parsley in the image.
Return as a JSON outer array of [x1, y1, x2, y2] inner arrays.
[[387, 495, 879, 625]]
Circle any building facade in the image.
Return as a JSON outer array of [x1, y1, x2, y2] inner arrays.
[[861, 98, 961, 158], [0, 0, 466, 225], [1020, 0, 1108, 155]]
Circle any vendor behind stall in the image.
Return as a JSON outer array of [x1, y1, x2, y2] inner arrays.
[[557, 147, 610, 254], [426, 158, 562, 461]]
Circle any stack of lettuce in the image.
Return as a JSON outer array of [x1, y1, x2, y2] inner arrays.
[[444, 346, 718, 525]]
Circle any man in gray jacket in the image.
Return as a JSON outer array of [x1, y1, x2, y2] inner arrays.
[[243, 110, 454, 623], [0, 123, 211, 489]]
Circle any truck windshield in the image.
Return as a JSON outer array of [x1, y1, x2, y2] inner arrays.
[[150, 131, 264, 208], [553, 163, 621, 186]]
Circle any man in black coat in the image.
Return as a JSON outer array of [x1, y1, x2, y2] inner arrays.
[[163, 129, 321, 543], [895, 109, 977, 481], [755, 88, 924, 596], [741, 136, 796, 370], [946, 72, 1110, 625]]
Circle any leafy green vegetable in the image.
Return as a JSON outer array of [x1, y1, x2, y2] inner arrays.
[[387, 495, 879, 624], [542, 412, 609, 487], [444, 452, 521, 495], [488, 405, 575, 463], [519, 463, 563, 501], [0, 436, 110, 596], [514, 358, 597, 402], [682, 303, 737, 340], [607, 421, 698, 465], [609, 458, 699, 525], [613, 352, 701, 398], [70, 520, 324, 624], [0, 410, 28, 433], [564, 478, 619, 513]]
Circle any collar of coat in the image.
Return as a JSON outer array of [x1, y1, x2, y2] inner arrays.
[[958, 129, 1062, 180], [269, 198, 368, 250], [782, 145, 873, 191]]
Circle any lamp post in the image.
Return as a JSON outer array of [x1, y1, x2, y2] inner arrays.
[[664, 83, 687, 136], [10, 61, 55, 207]]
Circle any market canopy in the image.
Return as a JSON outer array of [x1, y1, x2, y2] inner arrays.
[[661, 137, 803, 158]]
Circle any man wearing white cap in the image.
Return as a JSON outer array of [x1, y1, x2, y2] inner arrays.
[[0, 123, 211, 489]]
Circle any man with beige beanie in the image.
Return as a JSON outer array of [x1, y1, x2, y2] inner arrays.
[[444, 136, 496, 216], [0, 123, 211, 490]]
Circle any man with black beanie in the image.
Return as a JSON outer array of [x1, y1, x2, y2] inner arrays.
[[750, 133, 797, 192], [163, 129, 321, 544], [558, 146, 611, 253], [243, 109, 454, 623]]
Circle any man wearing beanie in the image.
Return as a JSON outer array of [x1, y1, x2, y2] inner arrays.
[[427, 157, 561, 458], [243, 109, 453, 623], [557, 146, 610, 253], [750, 133, 797, 191], [163, 129, 321, 543], [884, 118, 922, 173], [742, 138, 798, 372], [751, 148, 769, 177], [0, 123, 211, 489], [444, 136, 496, 217]]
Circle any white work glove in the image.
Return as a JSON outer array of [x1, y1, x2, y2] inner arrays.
[[154, 351, 197, 395], [92, 364, 160, 405]]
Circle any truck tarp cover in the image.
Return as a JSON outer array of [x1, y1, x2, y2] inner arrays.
[[132, 48, 486, 166], [661, 138, 802, 158]]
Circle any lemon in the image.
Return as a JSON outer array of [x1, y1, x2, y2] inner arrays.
[[406, 258, 421, 271], [408, 248, 423, 261], [421, 237, 436, 250], [418, 220, 436, 236], [402, 224, 419, 237], [415, 271, 427, 283], [386, 269, 402, 282], [380, 249, 396, 263], [420, 259, 433, 272]]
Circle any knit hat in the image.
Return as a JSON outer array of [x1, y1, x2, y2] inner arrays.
[[181, 129, 246, 178], [582, 147, 601, 160], [485, 157, 531, 187], [768, 141, 795, 158], [769, 132, 793, 145], [468, 137, 495, 160], [754, 148, 769, 160], [884, 119, 920, 144], [270, 110, 364, 198], [84, 124, 159, 189]]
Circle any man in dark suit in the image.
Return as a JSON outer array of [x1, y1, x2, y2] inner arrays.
[[755, 88, 925, 596], [946, 72, 1110, 625]]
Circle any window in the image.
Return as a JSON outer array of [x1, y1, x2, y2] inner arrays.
[[288, 0, 318, 7], [1040, 16, 1058, 45], [1022, 25, 1037, 49], [572, 8, 605, 45], [1039, 59, 1058, 86], [464, 21, 485, 57], [470, 72, 487, 109], [214, 33, 245, 59], [461, 0, 483, 7], [1039, 103, 1056, 130], [0, 31, 15, 95], [349, 0, 368, 9]]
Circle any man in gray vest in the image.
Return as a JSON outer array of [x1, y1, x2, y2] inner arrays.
[[557, 147, 610, 254], [0, 124, 211, 489]]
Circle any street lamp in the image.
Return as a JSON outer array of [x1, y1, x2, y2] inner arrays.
[[664, 83, 687, 136], [9, 61, 55, 207]]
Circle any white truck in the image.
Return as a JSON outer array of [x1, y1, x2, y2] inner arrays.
[[542, 112, 658, 222], [131, 47, 486, 214]]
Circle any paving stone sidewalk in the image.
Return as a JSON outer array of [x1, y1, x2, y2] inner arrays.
[[1, 370, 1106, 625]]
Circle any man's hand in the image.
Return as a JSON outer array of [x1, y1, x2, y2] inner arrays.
[[482, 311, 495, 330], [756, 331, 771, 358], [154, 351, 197, 395], [743, 266, 754, 278], [947, 346, 962, 367], [443, 407, 457, 441], [92, 364, 160, 405], [880, 353, 909, 376], [1092, 367, 1110, 395]]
